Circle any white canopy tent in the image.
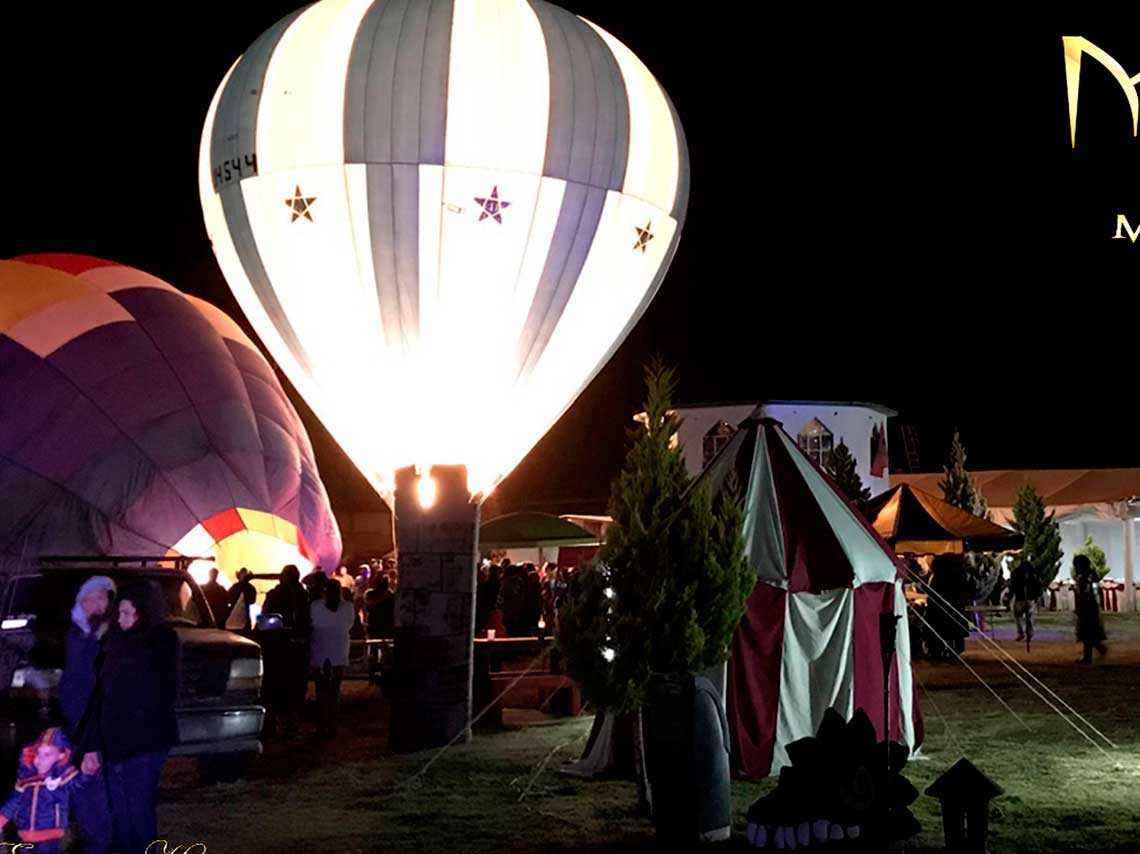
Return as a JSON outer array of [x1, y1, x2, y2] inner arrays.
[[892, 470, 1140, 609]]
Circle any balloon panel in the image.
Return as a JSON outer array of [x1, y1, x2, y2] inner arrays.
[[200, 0, 690, 496], [0, 256, 342, 573]]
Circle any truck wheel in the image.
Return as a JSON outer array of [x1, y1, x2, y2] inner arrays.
[[198, 753, 254, 784]]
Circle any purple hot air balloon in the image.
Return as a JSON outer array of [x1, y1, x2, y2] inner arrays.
[[0, 254, 341, 581]]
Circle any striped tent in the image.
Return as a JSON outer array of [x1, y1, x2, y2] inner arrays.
[[695, 410, 923, 779], [0, 254, 342, 582], [198, 0, 689, 496]]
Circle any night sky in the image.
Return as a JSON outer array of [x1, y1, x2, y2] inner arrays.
[[4, 5, 1140, 524]]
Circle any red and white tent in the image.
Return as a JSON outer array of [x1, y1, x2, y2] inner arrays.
[[695, 411, 923, 779]]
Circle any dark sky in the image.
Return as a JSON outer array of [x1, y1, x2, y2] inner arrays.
[[4, 5, 1140, 522]]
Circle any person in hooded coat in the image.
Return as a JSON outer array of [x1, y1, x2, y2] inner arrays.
[[926, 554, 971, 660], [80, 582, 178, 854], [59, 576, 116, 854], [0, 727, 97, 854], [1074, 554, 1108, 664]]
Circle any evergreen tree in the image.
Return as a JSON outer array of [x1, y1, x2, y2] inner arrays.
[[826, 439, 872, 505], [557, 360, 752, 713], [939, 430, 1000, 600], [939, 429, 988, 517], [1073, 535, 1110, 580], [1010, 483, 1064, 586]]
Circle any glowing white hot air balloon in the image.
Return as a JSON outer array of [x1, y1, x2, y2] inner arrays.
[[199, 0, 689, 498]]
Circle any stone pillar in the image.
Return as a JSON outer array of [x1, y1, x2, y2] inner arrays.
[[1123, 516, 1136, 613], [387, 464, 480, 753]]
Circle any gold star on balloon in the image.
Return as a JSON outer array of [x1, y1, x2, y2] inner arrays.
[[285, 186, 317, 223], [634, 221, 654, 253]]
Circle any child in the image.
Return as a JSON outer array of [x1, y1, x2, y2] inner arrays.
[[0, 728, 95, 854]]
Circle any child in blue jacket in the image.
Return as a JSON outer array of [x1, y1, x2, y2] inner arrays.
[[0, 728, 96, 854]]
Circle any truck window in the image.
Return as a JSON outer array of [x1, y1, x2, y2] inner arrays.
[[3, 574, 213, 631], [4, 576, 79, 632], [165, 580, 209, 627]]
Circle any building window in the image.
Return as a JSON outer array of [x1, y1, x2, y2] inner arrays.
[[798, 419, 834, 468], [702, 421, 737, 468]]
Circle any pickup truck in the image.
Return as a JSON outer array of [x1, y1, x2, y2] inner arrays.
[[0, 557, 264, 782]]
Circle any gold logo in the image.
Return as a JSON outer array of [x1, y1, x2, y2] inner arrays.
[[1113, 214, 1140, 242], [1064, 37, 1140, 147], [145, 841, 208, 854]]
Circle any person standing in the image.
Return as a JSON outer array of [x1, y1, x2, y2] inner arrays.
[[262, 566, 312, 737], [59, 577, 115, 854], [331, 565, 352, 590], [200, 568, 230, 627], [353, 565, 370, 621], [226, 568, 257, 630], [310, 581, 355, 738], [80, 583, 179, 854], [1009, 559, 1043, 644], [0, 728, 98, 854], [927, 554, 970, 660], [1074, 554, 1108, 664]]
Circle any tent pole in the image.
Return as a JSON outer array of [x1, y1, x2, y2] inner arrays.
[[1123, 515, 1136, 613], [880, 611, 901, 832]]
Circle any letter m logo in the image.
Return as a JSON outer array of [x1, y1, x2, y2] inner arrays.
[[1064, 37, 1140, 147]]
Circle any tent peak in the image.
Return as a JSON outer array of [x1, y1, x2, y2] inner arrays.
[[743, 408, 782, 429]]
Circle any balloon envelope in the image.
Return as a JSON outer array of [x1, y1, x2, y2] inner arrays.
[[0, 254, 342, 579], [199, 0, 689, 496]]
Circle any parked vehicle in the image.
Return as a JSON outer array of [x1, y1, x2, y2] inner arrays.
[[0, 557, 264, 782]]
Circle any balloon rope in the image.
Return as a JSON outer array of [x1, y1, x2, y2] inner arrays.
[[911, 666, 967, 758], [379, 647, 551, 798], [907, 604, 1031, 730], [907, 567, 1117, 752]]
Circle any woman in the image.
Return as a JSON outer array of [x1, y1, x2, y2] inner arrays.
[[1074, 554, 1108, 664], [225, 568, 257, 630], [310, 578, 356, 738], [59, 576, 115, 854], [926, 554, 970, 660], [81, 582, 179, 854]]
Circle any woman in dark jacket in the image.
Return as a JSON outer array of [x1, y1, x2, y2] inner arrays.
[[926, 554, 971, 660], [1074, 554, 1108, 664], [81, 582, 179, 854]]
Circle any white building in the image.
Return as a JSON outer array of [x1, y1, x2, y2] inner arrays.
[[668, 400, 895, 495]]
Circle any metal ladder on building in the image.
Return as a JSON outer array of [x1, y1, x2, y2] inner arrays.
[[901, 423, 922, 472]]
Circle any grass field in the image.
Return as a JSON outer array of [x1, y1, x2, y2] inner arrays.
[[154, 612, 1140, 853]]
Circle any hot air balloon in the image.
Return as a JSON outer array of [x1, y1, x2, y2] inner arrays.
[[0, 254, 342, 582], [198, 0, 689, 498]]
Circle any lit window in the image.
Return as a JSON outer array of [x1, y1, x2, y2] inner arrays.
[[798, 419, 834, 468], [702, 421, 737, 468]]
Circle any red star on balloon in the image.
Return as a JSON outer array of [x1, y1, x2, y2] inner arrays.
[[474, 186, 511, 224]]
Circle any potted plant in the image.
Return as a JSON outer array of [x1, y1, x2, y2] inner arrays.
[[557, 362, 753, 843]]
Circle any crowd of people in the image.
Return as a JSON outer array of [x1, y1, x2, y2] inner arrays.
[[475, 559, 570, 639], [909, 552, 1109, 665], [243, 559, 400, 740]]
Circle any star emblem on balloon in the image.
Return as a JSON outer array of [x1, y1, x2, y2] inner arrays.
[[474, 186, 511, 224], [285, 186, 318, 223], [634, 221, 654, 253]]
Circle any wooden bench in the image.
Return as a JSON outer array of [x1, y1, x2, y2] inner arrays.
[[489, 672, 581, 717], [966, 604, 1006, 639]]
